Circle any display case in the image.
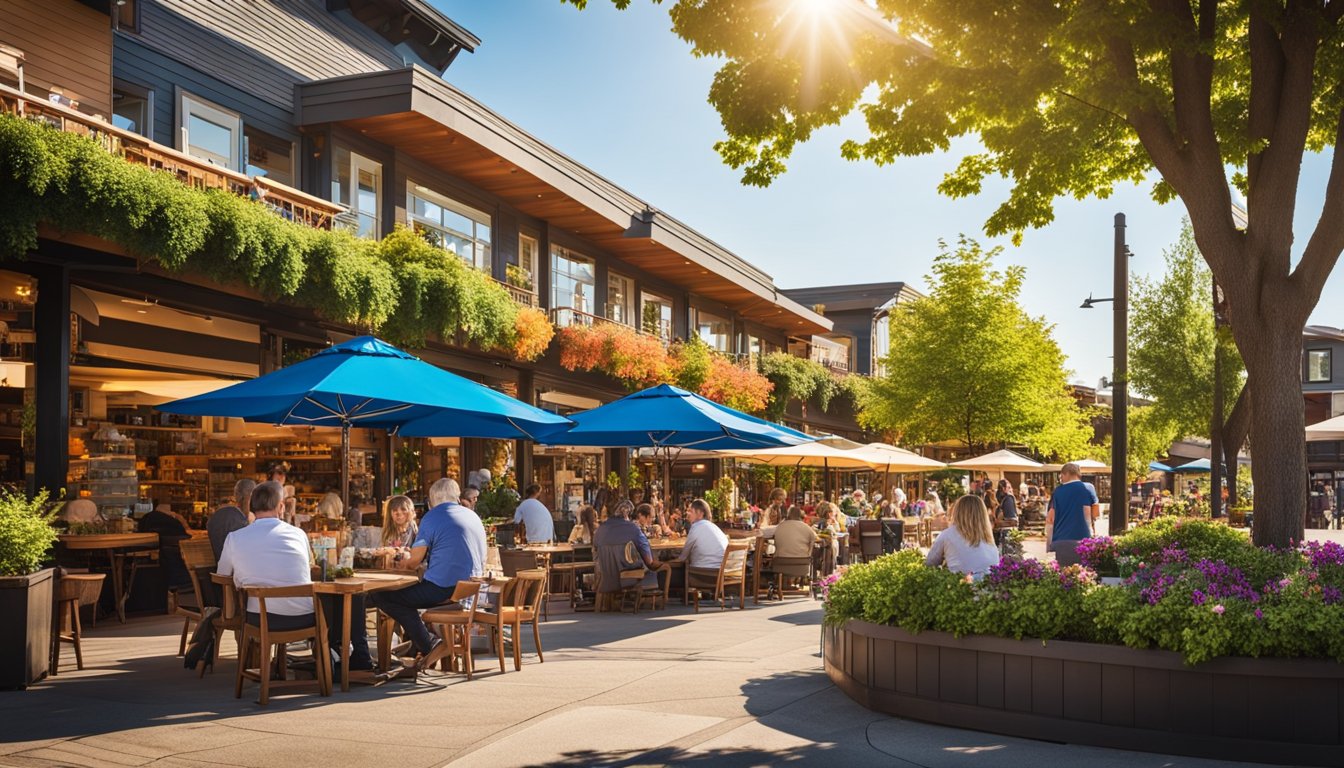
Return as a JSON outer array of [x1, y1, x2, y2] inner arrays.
[[69, 454, 139, 516]]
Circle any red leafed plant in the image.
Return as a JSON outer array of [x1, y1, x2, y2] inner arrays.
[[557, 322, 670, 388], [511, 306, 554, 361], [700, 354, 772, 414]]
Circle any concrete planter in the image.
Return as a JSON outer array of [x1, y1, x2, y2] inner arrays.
[[0, 568, 54, 690], [824, 619, 1344, 766]]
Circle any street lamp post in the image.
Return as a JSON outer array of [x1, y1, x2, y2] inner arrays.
[[1081, 213, 1130, 535]]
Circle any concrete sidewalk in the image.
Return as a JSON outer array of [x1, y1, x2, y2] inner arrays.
[[1, 597, 1268, 767]]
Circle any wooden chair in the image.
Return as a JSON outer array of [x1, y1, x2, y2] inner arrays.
[[594, 542, 665, 613], [501, 549, 550, 621], [421, 581, 486, 680], [751, 539, 771, 604], [687, 539, 751, 612], [550, 544, 594, 610], [857, 520, 884, 562], [173, 538, 214, 657], [52, 572, 105, 674], [475, 571, 546, 672], [234, 585, 330, 706], [209, 573, 245, 678], [766, 556, 814, 599]]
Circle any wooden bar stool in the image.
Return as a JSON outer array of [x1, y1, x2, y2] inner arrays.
[[53, 573, 106, 674]]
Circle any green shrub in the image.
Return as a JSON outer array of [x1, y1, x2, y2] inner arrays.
[[0, 489, 58, 577]]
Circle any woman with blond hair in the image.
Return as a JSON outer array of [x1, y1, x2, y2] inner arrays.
[[924, 494, 1000, 580], [381, 494, 418, 549]]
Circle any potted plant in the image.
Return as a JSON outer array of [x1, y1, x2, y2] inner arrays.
[[0, 489, 58, 689]]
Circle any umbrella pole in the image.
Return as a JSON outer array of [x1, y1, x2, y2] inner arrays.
[[341, 422, 351, 527]]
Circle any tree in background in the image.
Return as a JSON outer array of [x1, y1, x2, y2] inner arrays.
[[1130, 222, 1248, 500], [572, 0, 1344, 545], [859, 238, 1092, 458]]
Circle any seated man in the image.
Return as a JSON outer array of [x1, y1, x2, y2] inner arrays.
[[513, 484, 555, 543], [218, 482, 373, 673], [137, 502, 192, 591], [678, 499, 728, 570], [208, 478, 255, 562], [371, 477, 486, 671], [593, 501, 668, 600], [772, 506, 818, 559]]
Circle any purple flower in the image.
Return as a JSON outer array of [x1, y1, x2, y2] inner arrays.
[[1323, 585, 1343, 605], [1191, 589, 1206, 606], [1254, 608, 1264, 620], [1212, 604, 1225, 615]]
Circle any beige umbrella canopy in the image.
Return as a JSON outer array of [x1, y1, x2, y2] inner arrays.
[[1040, 458, 1111, 473], [719, 441, 880, 469], [948, 449, 1044, 473], [852, 442, 947, 472], [1307, 414, 1344, 441]]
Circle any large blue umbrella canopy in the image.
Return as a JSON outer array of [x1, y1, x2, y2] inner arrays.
[[539, 383, 812, 449], [160, 336, 571, 439], [1173, 458, 1212, 473]]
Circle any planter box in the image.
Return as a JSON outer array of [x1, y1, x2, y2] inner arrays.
[[0, 568, 54, 689], [824, 619, 1344, 766]]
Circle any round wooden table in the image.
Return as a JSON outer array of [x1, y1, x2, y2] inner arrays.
[[313, 570, 419, 691], [58, 533, 159, 623]]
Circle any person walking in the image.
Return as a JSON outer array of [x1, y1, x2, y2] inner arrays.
[[1047, 463, 1100, 567]]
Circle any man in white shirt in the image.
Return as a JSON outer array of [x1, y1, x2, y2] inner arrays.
[[513, 483, 555, 543], [217, 481, 314, 625], [678, 498, 728, 570]]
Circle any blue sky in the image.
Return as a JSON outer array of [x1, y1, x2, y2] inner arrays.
[[434, 0, 1340, 387]]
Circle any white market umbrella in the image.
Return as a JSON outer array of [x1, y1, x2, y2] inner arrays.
[[1041, 458, 1111, 473], [720, 441, 879, 469], [948, 449, 1044, 473], [1307, 414, 1344, 441], [852, 442, 947, 473]]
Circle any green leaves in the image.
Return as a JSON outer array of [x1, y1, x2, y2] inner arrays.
[[0, 114, 551, 359], [0, 488, 57, 577], [860, 236, 1091, 458]]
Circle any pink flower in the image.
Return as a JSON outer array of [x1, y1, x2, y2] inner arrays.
[[1212, 604, 1225, 615], [1254, 608, 1264, 620]]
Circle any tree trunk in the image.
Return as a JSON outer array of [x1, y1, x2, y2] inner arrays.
[[1241, 327, 1306, 547], [1221, 386, 1250, 510]]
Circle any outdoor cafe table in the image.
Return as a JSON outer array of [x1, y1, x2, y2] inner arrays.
[[57, 532, 159, 623], [312, 570, 419, 691]]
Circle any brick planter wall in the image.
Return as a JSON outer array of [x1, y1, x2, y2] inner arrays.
[[824, 619, 1344, 766]]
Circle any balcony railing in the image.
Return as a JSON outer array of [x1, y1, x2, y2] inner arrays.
[[550, 306, 615, 329], [0, 84, 344, 230], [493, 278, 538, 308]]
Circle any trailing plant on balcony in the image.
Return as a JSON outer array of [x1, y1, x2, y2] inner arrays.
[[758, 351, 839, 419], [700, 353, 771, 413], [505, 263, 534, 293], [0, 113, 552, 361]]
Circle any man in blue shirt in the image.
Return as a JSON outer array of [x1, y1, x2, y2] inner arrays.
[[370, 477, 487, 671], [1047, 463, 1100, 567]]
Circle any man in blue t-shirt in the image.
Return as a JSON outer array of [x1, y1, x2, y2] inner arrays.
[[1047, 463, 1100, 567], [369, 477, 487, 671]]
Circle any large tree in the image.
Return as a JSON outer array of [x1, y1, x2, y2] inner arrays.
[[858, 238, 1093, 458], [1130, 222, 1249, 500], [572, 0, 1341, 545]]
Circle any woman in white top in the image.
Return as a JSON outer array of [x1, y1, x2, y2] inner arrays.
[[568, 504, 598, 545], [924, 494, 1000, 580]]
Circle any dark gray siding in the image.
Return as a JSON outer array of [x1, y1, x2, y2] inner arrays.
[[1303, 339, 1344, 392], [113, 37, 299, 153], [125, 0, 406, 113]]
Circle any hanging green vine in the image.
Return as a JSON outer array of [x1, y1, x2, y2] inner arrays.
[[0, 112, 552, 359], [758, 351, 839, 418]]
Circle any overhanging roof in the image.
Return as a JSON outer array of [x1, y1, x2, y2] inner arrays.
[[296, 67, 831, 336]]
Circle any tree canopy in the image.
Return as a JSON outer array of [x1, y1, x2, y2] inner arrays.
[[570, 0, 1344, 545], [859, 237, 1092, 458]]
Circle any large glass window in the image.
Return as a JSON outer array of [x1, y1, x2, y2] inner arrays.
[[642, 292, 673, 343], [510, 234, 539, 293], [1307, 349, 1333, 383], [872, 311, 891, 376], [179, 92, 242, 170], [606, 272, 635, 326], [244, 126, 294, 186], [551, 245, 595, 316], [333, 148, 382, 239], [407, 183, 491, 271], [112, 81, 151, 137], [693, 308, 731, 352]]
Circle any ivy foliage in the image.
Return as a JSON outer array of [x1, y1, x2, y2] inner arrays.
[[757, 351, 836, 419], [0, 113, 551, 359]]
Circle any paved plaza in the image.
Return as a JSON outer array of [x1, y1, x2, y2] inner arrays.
[[0, 593, 1273, 768]]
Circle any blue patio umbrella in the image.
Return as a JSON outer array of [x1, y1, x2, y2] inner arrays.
[[160, 336, 572, 511], [538, 383, 812, 450], [1173, 458, 1212, 473], [1148, 461, 1173, 473]]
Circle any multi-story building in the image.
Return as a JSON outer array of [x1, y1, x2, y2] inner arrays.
[[1304, 325, 1344, 504], [0, 0, 854, 518]]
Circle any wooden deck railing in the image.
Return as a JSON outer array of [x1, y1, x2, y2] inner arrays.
[[493, 278, 538, 308], [0, 84, 345, 230]]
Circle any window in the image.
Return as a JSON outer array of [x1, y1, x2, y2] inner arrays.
[[113, 0, 139, 33], [511, 234, 539, 293], [641, 292, 673, 343], [112, 81, 151, 137], [333, 148, 382, 239], [244, 126, 294, 186], [551, 245, 595, 316], [693, 308, 731, 352], [872, 311, 892, 376], [606, 272, 635, 326], [1307, 349, 1333, 383], [747, 335, 763, 365], [407, 183, 491, 270], [178, 92, 242, 170]]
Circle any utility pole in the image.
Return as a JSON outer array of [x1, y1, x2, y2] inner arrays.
[[1111, 213, 1129, 535]]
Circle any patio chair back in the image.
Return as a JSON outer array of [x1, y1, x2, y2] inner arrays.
[[857, 520, 883, 562], [501, 548, 540, 577]]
